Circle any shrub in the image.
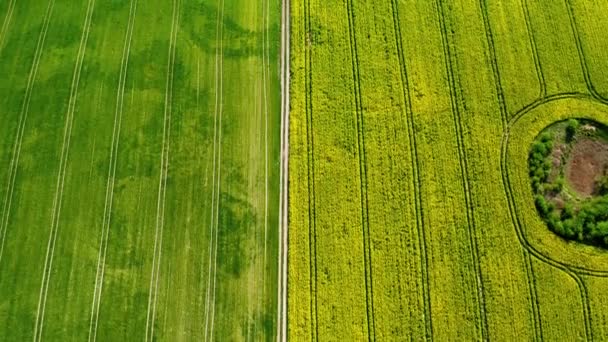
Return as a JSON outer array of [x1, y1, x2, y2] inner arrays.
[[566, 119, 579, 142]]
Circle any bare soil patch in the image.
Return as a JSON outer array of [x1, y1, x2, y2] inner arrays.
[[566, 138, 608, 197]]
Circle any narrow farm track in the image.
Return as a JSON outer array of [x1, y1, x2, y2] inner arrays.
[[435, 0, 488, 339], [388, 1, 432, 338], [33, 1, 96, 340], [144, 0, 180, 340], [87, 1, 138, 341], [0, 0, 55, 266], [277, 0, 290, 337]]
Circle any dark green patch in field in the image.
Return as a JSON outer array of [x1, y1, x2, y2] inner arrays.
[[217, 191, 256, 277]]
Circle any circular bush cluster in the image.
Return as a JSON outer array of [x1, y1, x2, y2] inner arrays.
[[529, 119, 608, 247]]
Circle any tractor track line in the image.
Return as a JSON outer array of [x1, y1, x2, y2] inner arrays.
[[500, 91, 608, 341], [564, 0, 608, 104], [520, 0, 546, 101], [478, 1, 543, 339], [303, 0, 319, 339], [499, 93, 608, 341], [0, 0, 55, 266], [345, 0, 376, 339], [202, 0, 223, 338], [205, 0, 224, 339], [487, 0, 597, 338], [478, 0, 508, 128], [34, 0, 96, 340], [258, 0, 270, 337], [144, 0, 180, 340], [0, 0, 16, 53], [563, 2, 607, 337], [87, 1, 137, 340], [566, 269, 593, 341], [435, 1, 489, 339], [388, 0, 432, 339]]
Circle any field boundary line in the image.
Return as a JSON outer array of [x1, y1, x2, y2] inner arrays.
[[0, 0, 16, 53], [33, 0, 96, 340], [144, 0, 180, 340], [277, 0, 290, 337], [388, 0, 432, 339], [303, 0, 319, 339], [478, 1, 543, 339], [344, 0, 376, 339], [0, 0, 55, 266], [87, 1, 138, 340], [434, 1, 489, 339]]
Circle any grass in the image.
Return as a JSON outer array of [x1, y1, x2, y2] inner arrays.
[[289, 0, 608, 340], [0, 0, 281, 340]]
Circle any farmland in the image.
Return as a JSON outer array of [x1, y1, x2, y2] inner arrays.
[[288, 0, 608, 340], [0, 0, 281, 340]]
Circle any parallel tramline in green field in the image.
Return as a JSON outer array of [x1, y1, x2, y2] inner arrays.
[[0, 0, 281, 340], [289, 0, 608, 340]]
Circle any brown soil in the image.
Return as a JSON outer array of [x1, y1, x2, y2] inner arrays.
[[548, 144, 565, 182], [566, 138, 608, 197]]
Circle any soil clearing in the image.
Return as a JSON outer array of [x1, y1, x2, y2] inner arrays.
[[566, 138, 608, 197]]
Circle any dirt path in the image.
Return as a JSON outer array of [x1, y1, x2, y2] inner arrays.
[[277, 0, 289, 339]]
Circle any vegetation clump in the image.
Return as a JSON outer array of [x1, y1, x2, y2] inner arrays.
[[529, 119, 608, 247]]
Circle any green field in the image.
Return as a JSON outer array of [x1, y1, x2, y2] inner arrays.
[[288, 0, 608, 340], [0, 0, 281, 340]]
